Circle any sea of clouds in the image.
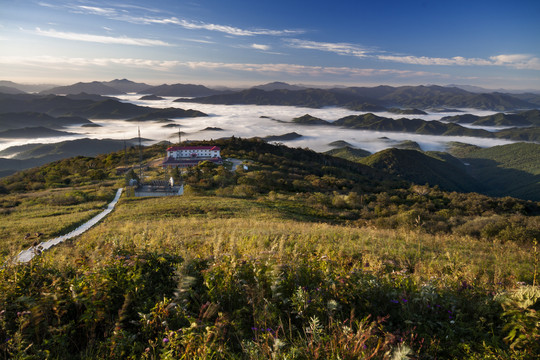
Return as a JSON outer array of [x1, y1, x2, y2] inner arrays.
[[0, 94, 516, 156]]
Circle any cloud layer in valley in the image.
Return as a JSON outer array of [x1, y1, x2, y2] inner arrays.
[[0, 96, 513, 157]]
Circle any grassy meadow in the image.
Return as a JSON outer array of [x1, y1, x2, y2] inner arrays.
[[0, 138, 539, 359]]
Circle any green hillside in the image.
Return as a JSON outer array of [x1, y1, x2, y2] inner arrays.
[[459, 143, 540, 200], [359, 148, 484, 193], [0, 138, 539, 359]]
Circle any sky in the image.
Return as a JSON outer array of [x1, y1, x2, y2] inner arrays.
[[1, 0, 540, 89]]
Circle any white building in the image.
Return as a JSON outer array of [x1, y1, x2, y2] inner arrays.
[[162, 145, 222, 168]]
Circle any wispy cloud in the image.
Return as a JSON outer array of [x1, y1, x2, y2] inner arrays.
[[377, 55, 492, 66], [251, 44, 271, 51], [0, 55, 443, 78], [288, 38, 540, 71], [378, 53, 540, 71], [286, 39, 368, 57], [183, 61, 441, 78], [490, 54, 540, 70], [174, 19, 301, 36], [0, 55, 182, 71], [34, 28, 172, 46], [77, 5, 116, 16], [69, 4, 303, 37]]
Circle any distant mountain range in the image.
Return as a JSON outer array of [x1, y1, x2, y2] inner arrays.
[[0, 80, 59, 93], [442, 109, 540, 126], [183, 85, 539, 111], [137, 83, 228, 97], [0, 126, 76, 139], [291, 110, 540, 141], [0, 93, 207, 120], [0, 112, 92, 131], [2, 80, 539, 111], [251, 81, 306, 91]]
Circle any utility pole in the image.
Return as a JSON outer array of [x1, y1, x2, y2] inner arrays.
[[123, 138, 127, 167], [138, 126, 143, 181], [178, 124, 181, 145]]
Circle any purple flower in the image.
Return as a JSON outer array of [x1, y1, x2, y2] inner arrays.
[[390, 300, 399, 304], [401, 298, 408, 303], [251, 327, 257, 331], [163, 337, 169, 344]]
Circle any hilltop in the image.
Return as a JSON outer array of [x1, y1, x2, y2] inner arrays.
[[0, 137, 539, 359], [360, 148, 484, 193]]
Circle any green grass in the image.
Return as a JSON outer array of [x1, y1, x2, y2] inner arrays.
[[1, 192, 537, 359], [0, 185, 117, 256], [0, 138, 539, 359], [46, 194, 535, 287]]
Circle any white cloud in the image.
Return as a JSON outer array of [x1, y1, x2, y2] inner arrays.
[[377, 55, 492, 66], [490, 54, 540, 70], [183, 61, 442, 79], [77, 5, 117, 16], [0, 56, 182, 71], [286, 38, 540, 72], [378, 53, 540, 71], [251, 44, 271, 51], [142, 18, 302, 36], [70, 5, 303, 37], [34, 28, 172, 46], [286, 39, 368, 57], [0, 55, 445, 79]]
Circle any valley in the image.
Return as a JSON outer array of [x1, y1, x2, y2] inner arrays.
[[0, 81, 539, 359]]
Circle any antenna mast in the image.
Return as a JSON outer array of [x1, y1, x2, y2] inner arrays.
[[178, 124, 181, 145], [138, 126, 143, 181], [123, 137, 127, 167]]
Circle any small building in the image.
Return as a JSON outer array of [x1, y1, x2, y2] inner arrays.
[[134, 179, 184, 197], [162, 146, 223, 169]]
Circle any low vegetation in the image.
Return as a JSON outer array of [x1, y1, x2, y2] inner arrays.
[[0, 138, 539, 359]]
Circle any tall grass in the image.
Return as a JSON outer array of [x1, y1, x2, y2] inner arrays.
[[45, 195, 535, 287]]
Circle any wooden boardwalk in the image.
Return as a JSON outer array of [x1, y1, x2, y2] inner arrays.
[[15, 188, 123, 263]]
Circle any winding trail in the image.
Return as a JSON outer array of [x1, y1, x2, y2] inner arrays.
[[16, 188, 123, 263]]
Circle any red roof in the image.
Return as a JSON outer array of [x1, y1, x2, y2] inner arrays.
[[167, 146, 220, 151]]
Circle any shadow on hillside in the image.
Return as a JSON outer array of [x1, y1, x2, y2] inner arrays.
[[464, 158, 540, 201]]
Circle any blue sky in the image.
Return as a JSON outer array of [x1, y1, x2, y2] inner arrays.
[[1, 0, 539, 89]]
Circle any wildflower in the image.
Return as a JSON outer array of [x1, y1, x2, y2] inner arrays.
[[401, 298, 408, 303], [251, 327, 257, 331], [163, 337, 169, 344], [390, 300, 399, 304]]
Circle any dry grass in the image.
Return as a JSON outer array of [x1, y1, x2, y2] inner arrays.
[[43, 195, 535, 287]]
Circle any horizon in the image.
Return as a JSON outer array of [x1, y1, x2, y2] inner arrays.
[[1, 0, 540, 90], [3, 78, 540, 94]]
